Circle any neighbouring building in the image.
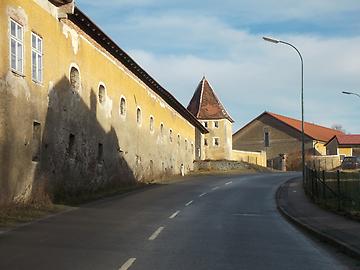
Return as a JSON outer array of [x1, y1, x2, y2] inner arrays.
[[325, 134, 360, 158], [232, 112, 344, 170], [0, 0, 208, 205], [187, 77, 266, 166], [187, 77, 234, 160]]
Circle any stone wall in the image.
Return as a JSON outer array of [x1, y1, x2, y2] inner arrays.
[[308, 155, 341, 171], [231, 150, 267, 167], [194, 160, 249, 171]]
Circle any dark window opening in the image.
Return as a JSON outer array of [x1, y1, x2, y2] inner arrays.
[[68, 133, 75, 158], [98, 85, 106, 104], [32, 122, 41, 162], [136, 108, 142, 125], [264, 131, 270, 147], [70, 67, 80, 92], [97, 143, 103, 163], [120, 97, 126, 116]]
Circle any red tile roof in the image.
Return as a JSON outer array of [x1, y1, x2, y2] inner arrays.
[[326, 134, 360, 146], [233, 111, 344, 142], [267, 112, 344, 142], [187, 77, 234, 122]]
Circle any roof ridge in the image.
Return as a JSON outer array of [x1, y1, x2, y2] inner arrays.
[[268, 112, 343, 132], [204, 78, 234, 122], [197, 77, 206, 118]]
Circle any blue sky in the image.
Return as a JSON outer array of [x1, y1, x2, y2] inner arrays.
[[76, 0, 360, 133]]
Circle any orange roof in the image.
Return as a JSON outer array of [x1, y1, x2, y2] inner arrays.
[[187, 77, 234, 122], [326, 134, 360, 146], [233, 111, 345, 142], [267, 112, 344, 142]]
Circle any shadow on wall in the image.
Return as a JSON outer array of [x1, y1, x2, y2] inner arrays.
[[32, 76, 136, 203], [0, 79, 32, 205]]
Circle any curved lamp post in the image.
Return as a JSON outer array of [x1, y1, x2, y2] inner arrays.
[[263, 36, 305, 183], [342, 91, 360, 98]]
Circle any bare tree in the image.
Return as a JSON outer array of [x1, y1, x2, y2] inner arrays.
[[331, 124, 346, 133]]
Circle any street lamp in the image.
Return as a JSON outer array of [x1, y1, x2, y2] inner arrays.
[[342, 91, 360, 98], [263, 36, 305, 183]]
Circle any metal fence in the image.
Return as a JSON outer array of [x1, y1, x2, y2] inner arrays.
[[304, 167, 360, 213]]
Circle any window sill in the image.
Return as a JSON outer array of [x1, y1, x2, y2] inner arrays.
[[11, 70, 25, 78], [32, 80, 44, 87]]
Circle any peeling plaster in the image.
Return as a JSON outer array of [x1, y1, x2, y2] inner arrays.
[[4, 72, 31, 100], [7, 5, 29, 29], [62, 23, 80, 54], [103, 97, 113, 119], [34, 0, 59, 18]]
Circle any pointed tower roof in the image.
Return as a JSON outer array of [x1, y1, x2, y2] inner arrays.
[[187, 77, 234, 123]]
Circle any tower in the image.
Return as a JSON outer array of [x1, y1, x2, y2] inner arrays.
[[187, 77, 234, 160]]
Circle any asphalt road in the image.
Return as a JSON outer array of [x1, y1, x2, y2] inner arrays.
[[0, 173, 354, 269]]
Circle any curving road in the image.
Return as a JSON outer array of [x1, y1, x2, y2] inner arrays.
[[0, 173, 353, 269]]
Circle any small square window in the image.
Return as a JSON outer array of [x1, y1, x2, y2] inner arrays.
[[204, 138, 208, 146], [204, 121, 208, 128], [213, 138, 220, 147], [214, 121, 219, 128]]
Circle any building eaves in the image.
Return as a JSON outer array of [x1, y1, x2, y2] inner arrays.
[[233, 111, 343, 142], [187, 77, 234, 123], [67, 7, 208, 134], [49, 0, 73, 7]]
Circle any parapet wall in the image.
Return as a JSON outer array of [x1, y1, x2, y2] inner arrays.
[[231, 150, 267, 167]]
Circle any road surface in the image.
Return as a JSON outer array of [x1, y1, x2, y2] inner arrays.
[[0, 173, 355, 269]]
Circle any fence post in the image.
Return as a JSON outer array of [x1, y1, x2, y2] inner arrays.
[[322, 170, 326, 201], [311, 169, 316, 199], [315, 169, 319, 199], [337, 170, 341, 211]]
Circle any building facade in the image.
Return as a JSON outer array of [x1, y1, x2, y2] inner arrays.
[[326, 134, 360, 157], [233, 112, 344, 170], [0, 0, 207, 205]]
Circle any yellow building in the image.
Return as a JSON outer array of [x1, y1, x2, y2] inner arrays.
[[326, 134, 360, 158], [187, 77, 267, 166], [0, 0, 207, 205], [187, 77, 234, 160]]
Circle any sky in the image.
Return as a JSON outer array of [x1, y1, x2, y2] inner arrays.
[[76, 0, 360, 134]]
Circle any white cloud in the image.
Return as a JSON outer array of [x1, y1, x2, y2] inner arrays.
[[124, 14, 360, 133], [78, 0, 360, 26], [76, 1, 360, 133]]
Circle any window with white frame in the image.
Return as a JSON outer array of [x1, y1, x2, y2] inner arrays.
[[10, 19, 23, 74], [31, 33, 43, 83]]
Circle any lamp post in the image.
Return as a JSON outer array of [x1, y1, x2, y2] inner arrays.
[[342, 91, 360, 98], [263, 36, 305, 183]]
